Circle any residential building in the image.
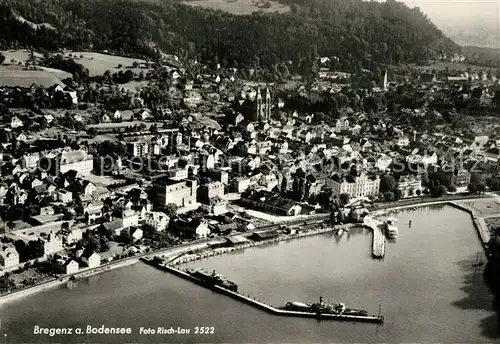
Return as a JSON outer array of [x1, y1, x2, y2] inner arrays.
[[232, 176, 251, 193], [51, 150, 94, 176], [335, 118, 349, 132], [43, 232, 64, 256], [198, 182, 225, 204], [241, 190, 302, 216], [128, 140, 149, 157], [144, 212, 170, 232], [201, 197, 227, 215], [170, 218, 211, 238], [119, 209, 139, 228], [81, 251, 100, 269], [0, 243, 20, 270], [167, 168, 189, 181], [11, 116, 23, 128], [62, 259, 79, 275], [455, 169, 471, 187]]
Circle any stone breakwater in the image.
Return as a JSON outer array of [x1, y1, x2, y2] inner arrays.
[[448, 202, 491, 252], [169, 225, 356, 265]]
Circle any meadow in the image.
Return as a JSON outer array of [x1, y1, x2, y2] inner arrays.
[[182, 0, 290, 15], [64, 52, 151, 76], [0, 65, 71, 88]]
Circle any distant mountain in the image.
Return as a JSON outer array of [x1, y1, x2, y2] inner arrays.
[[0, 0, 460, 70], [440, 22, 500, 49]]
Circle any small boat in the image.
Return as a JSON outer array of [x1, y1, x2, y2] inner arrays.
[[473, 252, 484, 267], [336, 228, 344, 236]]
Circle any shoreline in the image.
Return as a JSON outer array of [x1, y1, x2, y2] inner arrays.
[[167, 224, 355, 265], [1, 196, 493, 304], [0, 258, 138, 305]]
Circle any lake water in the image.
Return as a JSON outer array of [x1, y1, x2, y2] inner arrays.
[[0, 205, 498, 343]]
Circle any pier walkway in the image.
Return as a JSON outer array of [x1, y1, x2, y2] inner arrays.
[[363, 216, 385, 259], [141, 259, 384, 324]]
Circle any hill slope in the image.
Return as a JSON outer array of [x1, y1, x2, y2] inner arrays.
[[0, 0, 460, 70]]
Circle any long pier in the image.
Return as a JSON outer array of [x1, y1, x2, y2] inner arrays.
[[363, 216, 386, 259], [141, 258, 384, 324]]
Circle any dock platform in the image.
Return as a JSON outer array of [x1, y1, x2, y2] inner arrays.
[[141, 258, 384, 324], [363, 216, 386, 259]]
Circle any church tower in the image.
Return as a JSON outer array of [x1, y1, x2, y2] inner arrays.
[[264, 87, 271, 122], [254, 87, 272, 122], [256, 88, 263, 122]]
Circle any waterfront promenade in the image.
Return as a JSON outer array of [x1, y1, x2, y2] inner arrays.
[[3, 195, 495, 304], [0, 258, 138, 304], [166, 224, 355, 265]]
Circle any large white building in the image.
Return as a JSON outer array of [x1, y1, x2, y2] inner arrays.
[[52, 150, 93, 176], [43, 232, 64, 256], [0, 243, 20, 270], [330, 173, 380, 198], [397, 175, 423, 198]]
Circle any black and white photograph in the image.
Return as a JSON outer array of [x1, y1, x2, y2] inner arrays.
[[0, 0, 499, 342]]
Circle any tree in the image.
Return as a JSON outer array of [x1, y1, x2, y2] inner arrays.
[[438, 185, 448, 196], [339, 193, 350, 207], [384, 191, 395, 202], [380, 174, 397, 193], [477, 182, 487, 194], [490, 178, 500, 191], [468, 182, 477, 194], [164, 203, 178, 217], [87, 127, 98, 137]]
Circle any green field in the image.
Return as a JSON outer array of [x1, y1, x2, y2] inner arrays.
[[64, 51, 151, 76], [0, 65, 71, 88], [182, 0, 290, 15]]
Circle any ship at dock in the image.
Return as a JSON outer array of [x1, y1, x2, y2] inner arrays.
[[384, 217, 398, 240], [185, 268, 238, 292], [282, 297, 368, 316]]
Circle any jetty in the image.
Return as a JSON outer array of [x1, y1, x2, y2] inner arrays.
[[141, 258, 384, 324], [363, 216, 386, 259]]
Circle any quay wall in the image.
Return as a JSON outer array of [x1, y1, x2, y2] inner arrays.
[[448, 202, 490, 252], [169, 224, 356, 265], [370, 198, 496, 256], [0, 258, 138, 304]]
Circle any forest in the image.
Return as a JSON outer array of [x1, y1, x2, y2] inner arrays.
[[0, 0, 460, 70]]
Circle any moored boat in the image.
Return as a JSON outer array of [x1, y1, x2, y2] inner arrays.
[[185, 268, 238, 292], [384, 217, 398, 240], [281, 297, 368, 316]]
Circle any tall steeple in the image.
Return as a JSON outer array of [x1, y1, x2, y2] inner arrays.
[[256, 88, 263, 122], [264, 87, 271, 122]]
